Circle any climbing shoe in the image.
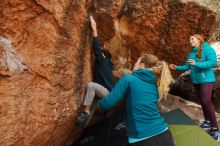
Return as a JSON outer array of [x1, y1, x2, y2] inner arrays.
[[76, 111, 90, 127]]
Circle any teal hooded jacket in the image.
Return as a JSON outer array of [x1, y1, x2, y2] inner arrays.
[[176, 42, 217, 84], [98, 68, 167, 139]]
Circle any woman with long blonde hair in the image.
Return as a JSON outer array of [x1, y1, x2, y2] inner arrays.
[[98, 53, 174, 146], [169, 34, 220, 142]]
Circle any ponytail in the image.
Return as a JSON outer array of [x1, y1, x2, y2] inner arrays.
[[196, 44, 203, 61], [193, 34, 204, 61], [152, 61, 174, 101], [140, 54, 174, 101]]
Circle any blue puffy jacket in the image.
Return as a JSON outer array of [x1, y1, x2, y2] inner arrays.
[[176, 42, 217, 84]]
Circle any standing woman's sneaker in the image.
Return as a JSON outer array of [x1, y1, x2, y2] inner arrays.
[[200, 120, 211, 132], [211, 128, 220, 143]]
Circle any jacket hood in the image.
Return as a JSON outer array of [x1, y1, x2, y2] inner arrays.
[[132, 68, 157, 83]]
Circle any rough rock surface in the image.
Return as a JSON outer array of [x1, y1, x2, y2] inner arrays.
[[0, 0, 219, 146]]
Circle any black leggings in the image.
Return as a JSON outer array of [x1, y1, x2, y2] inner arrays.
[[129, 130, 175, 146]]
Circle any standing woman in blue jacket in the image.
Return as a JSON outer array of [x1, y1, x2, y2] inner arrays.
[[99, 54, 175, 146], [169, 34, 220, 142]]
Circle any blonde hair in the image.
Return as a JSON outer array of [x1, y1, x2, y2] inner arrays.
[[140, 54, 174, 101]]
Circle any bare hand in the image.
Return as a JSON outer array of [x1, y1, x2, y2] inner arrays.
[[187, 59, 195, 65], [169, 64, 176, 70], [89, 16, 97, 35]]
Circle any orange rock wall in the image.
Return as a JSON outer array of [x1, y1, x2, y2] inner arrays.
[[0, 0, 218, 145]]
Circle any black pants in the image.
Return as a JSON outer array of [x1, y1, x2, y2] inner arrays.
[[129, 130, 175, 146]]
